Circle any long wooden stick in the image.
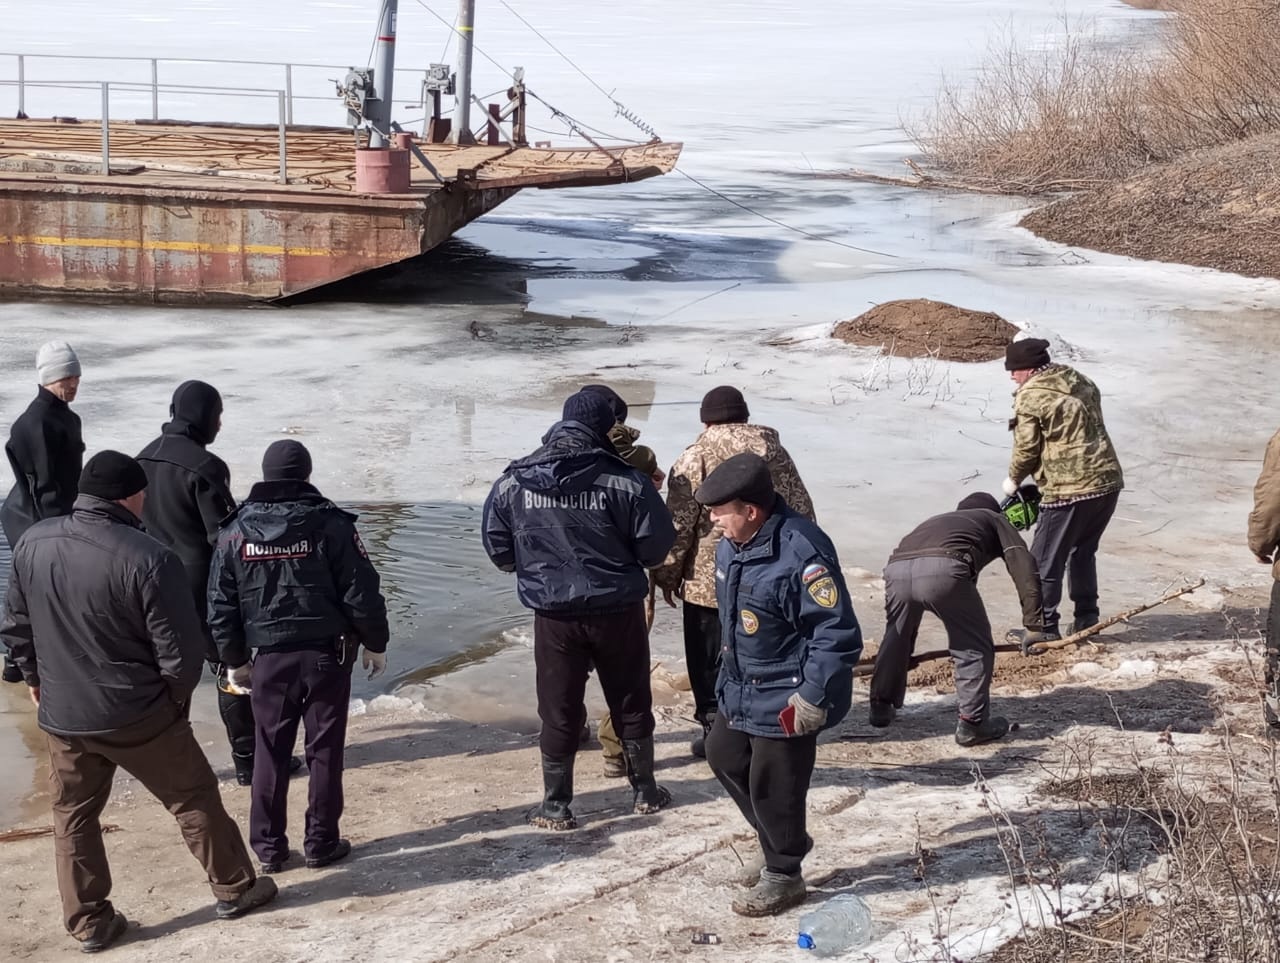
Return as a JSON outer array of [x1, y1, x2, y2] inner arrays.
[[1, 824, 120, 843], [852, 578, 1206, 675]]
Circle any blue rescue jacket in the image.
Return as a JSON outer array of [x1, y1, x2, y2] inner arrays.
[[714, 501, 863, 737], [482, 421, 676, 615]]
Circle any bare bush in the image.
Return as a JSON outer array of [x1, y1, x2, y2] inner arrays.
[[914, 2, 1280, 192]]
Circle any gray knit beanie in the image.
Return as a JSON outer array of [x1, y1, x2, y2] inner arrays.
[[36, 341, 81, 385]]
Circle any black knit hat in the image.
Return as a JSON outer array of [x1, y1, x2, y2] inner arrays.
[[699, 385, 750, 425], [580, 384, 627, 423], [561, 390, 617, 441], [262, 440, 313, 482], [957, 492, 1000, 512], [1004, 338, 1052, 371], [694, 452, 775, 508], [79, 450, 148, 501]]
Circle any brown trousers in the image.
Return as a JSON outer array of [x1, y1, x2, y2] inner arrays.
[[45, 704, 255, 941]]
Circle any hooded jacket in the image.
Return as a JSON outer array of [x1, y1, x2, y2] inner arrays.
[[0, 495, 205, 736], [1008, 365, 1123, 504], [653, 422, 814, 608], [136, 382, 236, 655], [1249, 427, 1280, 580], [482, 420, 676, 614], [714, 501, 863, 737], [1, 387, 84, 550], [207, 480, 390, 669]]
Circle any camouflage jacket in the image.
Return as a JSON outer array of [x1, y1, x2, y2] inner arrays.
[[1009, 364, 1123, 504], [1248, 428, 1280, 580], [609, 423, 658, 477], [652, 423, 815, 608]]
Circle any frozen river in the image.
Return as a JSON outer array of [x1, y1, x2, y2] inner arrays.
[[1, 0, 1278, 780]]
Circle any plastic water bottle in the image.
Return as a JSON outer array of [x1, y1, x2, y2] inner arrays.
[[797, 893, 872, 956]]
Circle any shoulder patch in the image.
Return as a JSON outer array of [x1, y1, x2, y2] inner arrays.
[[807, 576, 839, 609], [802, 563, 828, 584], [740, 609, 759, 635]]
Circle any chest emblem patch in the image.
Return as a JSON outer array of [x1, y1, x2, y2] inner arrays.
[[807, 576, 839, 609], [740, 609, 759, 635]]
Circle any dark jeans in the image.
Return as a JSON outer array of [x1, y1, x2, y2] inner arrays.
[[870, 556, 995, 721], [249, 647, 352, 864], [1031, 492, 1120, 632], [705, 714, 816, 876], [46, 705, 255, 941], [683, 601, 722, 725], [534, 604, 655, 758]]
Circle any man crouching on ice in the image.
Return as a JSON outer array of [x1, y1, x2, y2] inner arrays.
[[695, 452, 863, 918]]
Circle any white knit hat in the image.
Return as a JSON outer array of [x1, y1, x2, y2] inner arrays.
[[36, 341, 81, 385]]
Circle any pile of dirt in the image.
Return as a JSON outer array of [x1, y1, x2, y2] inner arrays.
[[1021, 133, 1280, 279], [832, 299, 1019, 362]]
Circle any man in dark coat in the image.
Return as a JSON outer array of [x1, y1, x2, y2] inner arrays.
[[870, 492, 1045, 746], [695, 452, 862, 917], [481, 390, 677, 831], [0, 451, 276, 954], [208, 440, 389, 874], [137, 381, 264, 784], [1, 341, 85, 684]]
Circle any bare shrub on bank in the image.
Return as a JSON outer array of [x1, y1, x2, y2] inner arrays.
[[914, 2, 1280, 192]]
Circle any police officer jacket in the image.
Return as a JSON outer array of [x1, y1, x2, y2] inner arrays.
[[0, 496, 205, 736], [207, 480, 390, 669], [137, 383, 236, 654], [482, 420, 676, 614], [714, 500, 863, 738], [1, 387, 84, 550]]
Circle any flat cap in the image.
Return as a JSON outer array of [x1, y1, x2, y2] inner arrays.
[[694, 452, 775, 508]]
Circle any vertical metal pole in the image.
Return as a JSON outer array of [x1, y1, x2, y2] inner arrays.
[[285, 63, 294, 125], [278, 91, 288, 184], [17, 55, 24, 118], [150, 59, 159, 120], [450, 0, 476, 144], [368, 0, 399, 148], [101, 83, 110, 175]]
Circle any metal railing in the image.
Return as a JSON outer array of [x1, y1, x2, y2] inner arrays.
[[3, 51, 435, 127]]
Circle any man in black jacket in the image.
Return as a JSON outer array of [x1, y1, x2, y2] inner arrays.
[[870, 492, 1045, 746], [0, 451, 276, 954], [482, 390, 677, 831], [208, 440, 389, 873], [137, 381, 263, 784], [1, 341, 85, 684]]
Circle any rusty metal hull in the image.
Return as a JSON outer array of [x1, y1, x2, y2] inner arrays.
[[0, 120, 682, 303], [0, 178, 518, 303]]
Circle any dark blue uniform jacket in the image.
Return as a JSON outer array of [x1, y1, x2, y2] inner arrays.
[[714, 501, 863, 738], [207, 480, 389, 668], [482, 421, 676, 614]]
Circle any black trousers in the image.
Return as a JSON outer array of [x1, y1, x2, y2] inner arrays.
[[1031, 492, 1120, 632], [534, 604, 655, 758], [683, 601, 722, 725], [249, 647, 352, 863], [705, 714, 817, 876], [870, 556, 995, 721]]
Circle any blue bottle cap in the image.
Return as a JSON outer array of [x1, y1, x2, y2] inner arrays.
[[797, 934, 815, 950]]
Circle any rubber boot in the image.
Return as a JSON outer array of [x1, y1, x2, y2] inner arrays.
[[731, 869, 807, 917], [622, 737, 672, 815], [1008, 627, 1062, 655], [868, 700, 896, 728], [527, 754, 577, 831], [955, 715, 1011, 747], [690, 714, 715, 758]]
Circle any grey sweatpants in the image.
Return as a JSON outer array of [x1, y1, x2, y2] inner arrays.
[[870, 555, 995, 722]]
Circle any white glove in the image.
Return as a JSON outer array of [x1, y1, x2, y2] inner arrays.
[[362, 649, 387, 680], [228, 662, 253, 693], [788, 692, 827, 735], [1002, 477, 1019, 497]]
